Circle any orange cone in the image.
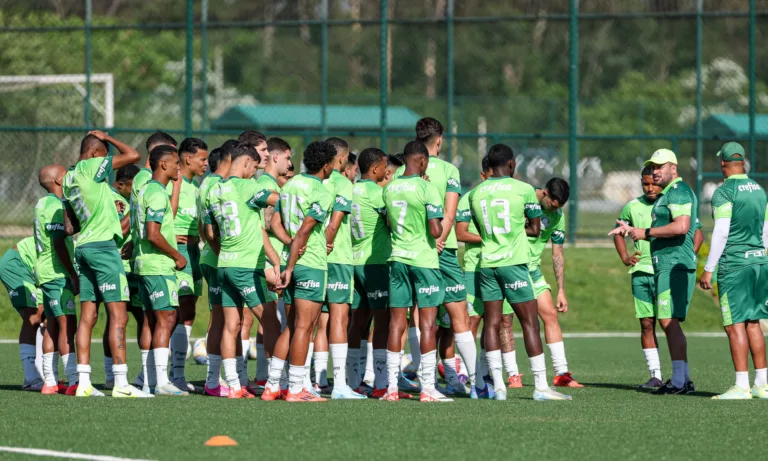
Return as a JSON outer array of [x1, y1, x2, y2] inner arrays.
[[205, 436, 238, 447]]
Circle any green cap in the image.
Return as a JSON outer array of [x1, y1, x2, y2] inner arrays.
[[716, 142, 745, 162], [644, 148, 678, 166]]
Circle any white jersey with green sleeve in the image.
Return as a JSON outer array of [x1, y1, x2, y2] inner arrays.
[[173, 177, 199, 237], [111, 187, 132, 274], [468, 177, 542, 268], [198, 174, 222, 268], [134, 180, 177, 276], [394, 156, 461, 249], [62, 156, 122, 245], [351, 179, 391, 266], [617, 196, 655, 275], [254, 172, 284, 268], [277, 173, 333, 271], [208, 177, 272, 269], [456, 192, 480, 272], [324, 170, 354, 265], [527, 199, 566, 271], [34, 194, 74, 284], [383, 175, 444, 269], [16, 237, 38, 275]]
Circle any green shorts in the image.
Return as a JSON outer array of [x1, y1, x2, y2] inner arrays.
[[218, 267, 268, 309], [479, 264, 535, 305], [176, 242, 203, 297], [127, 272, 142, 309], [529, 267, 552, 298], [284, 265, 327, 305], [75, 241, 129, 303], [41, 278, 77, 318], [0, 249, 39, 310], [718, 263, 768, 327], [654, 269, 695, 321], [439, 249, 466, 304], [325, 263, 354, 305], [352, 264, 390, 310], [139, 275, 179, 311], [200, 263, 220, 310], [465, 271, 513, 318], [389, 261, 444, 309], [631, 272, 655, 319]]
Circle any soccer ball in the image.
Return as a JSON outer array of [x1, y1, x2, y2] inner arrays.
[[193, 338, 208, 365], [248, 337, 258, 360]]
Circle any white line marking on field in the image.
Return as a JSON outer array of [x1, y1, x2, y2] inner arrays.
[[0, 446, 155, 461]]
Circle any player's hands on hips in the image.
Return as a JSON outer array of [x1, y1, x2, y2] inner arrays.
[[556, 290, 568, 313], [700, 271, 714, 290], [174, 253, 188, 271], [277, 268, 293, 289], [622, 251, 641, 266]]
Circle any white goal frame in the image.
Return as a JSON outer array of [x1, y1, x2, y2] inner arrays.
[[0, 73, 114, 128]]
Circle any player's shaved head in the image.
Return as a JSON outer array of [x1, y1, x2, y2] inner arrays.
[[403, 141, 429, 177], [79, 134, 108, 158], [146, 131, 177, 152], [487, 144, 515, 177], [39, 164, 66, 190], [359, 148, 387, 175]]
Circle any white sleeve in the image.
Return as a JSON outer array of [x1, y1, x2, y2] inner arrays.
[[763, 221, 768, 250], [704, 218, 730, 273]]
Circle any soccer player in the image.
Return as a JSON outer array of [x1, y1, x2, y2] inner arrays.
[[611, 148, 699, 394], [208, 143, 280, 399], [614, 166, 664, 388], [382, 140, 450, 402], [63, 130, 144, 397], [344, 152, 358, 181], [269, 141, 336, 403], [168, 137, 208, 392], [34, 164, 78, 394], [0, 237, 45, 391], [469, 144, 571, 401], [131, 132, 178, 204], [699, 142, 768, 399]]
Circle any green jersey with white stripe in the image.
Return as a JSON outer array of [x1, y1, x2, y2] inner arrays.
[[34, 194, 73, 284], [134, 180, 177, 276], [62, 156, 122, 245], [198, 174, 222, 268], [351, 179, 390, 266], [617, 196, 655, 275], [174, 177, 199, 237], [324, 170, 354, 265]]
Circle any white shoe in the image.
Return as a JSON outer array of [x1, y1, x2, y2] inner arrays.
[[494, 388, 507, 401], [113, 384, 154, 398], [420, 387, 454, 402], [533, 387, 572, 401], [154, 383, 189, 396]]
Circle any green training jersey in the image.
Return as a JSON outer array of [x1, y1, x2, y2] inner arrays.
[[254, 172, 285, 268], [650, 177, 699, 271], [134, 180, 177, 276], [173, 177, 199, 237], [62, 156, 122, 246], [468, 177, 542, 268], [34, 194, 73, 284], [456, 192, 481, 272], [208, 177, 271, 269], [527, 194, 566, 271], [383, 175, 444, 269], [710, 174, 768, 271], [111, 187, 132, 274], [277, 173, 333, 271], [395, 156, 461, 249], [16, 237, 38, 274], [130, 168, 152, 208], [617, 196, 655, 275], [351, 179, 391, 266], [324, 170, 354, 265], [198, 174, 222, 268]]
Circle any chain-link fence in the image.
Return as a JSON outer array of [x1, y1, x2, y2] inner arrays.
[[1, 0, 768, 240]]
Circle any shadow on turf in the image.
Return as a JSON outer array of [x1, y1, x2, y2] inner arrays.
[[582, 382, 718, 397]]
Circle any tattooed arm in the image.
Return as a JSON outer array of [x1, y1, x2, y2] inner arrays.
[[552, 244, 568, 313]]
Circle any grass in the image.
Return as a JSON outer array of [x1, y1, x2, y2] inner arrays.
[[0, 337, 766, 461]]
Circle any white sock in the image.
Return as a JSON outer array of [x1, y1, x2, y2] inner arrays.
[[478, 348, 489, 380], [343, 346, 358, 389], [223, 358, 240, 390], [146, 349, 157, 387], [280, 361, 289, 390], [373, 349, 388, 390], [735, 371, 749, 390], [314, 351, 329, 387], [42, 352, 56, 386], [454, 331, 477, 387], [236, 355, 248, 386], [684, 361, 690, 382], [154, 348, 170, 386], [77, 364, 92, 389], [62, 353, 77, 384], [643, 348, 662, 380], [303, 342, 314, 390], [35, 328, 44, 379], [289, 364, 305, 394], [267, 357, 285, 392], [530, 353, 548, 390], [206, 354, 222, 389], [407, 327, 421, 370], [486, 350, 504, 390], [547, 341, 569, 376], [241, 339, 250, 360], [140, 350, 150, 387], [502, 350, 519, 377], [113, 363, 129, 388], [387, 350, 401, 393], [19, 344, 40, 383], [671, 360, 685, 388], [255, 344, 268, 382], [52, 351, 60, 382], [442, 358, 461, 388], [420, 350, 437, 390], [755, 368, 767, 386], [363, 342, 375, 385], [170, 325, 191, 382], [104, 357, 114, 382]]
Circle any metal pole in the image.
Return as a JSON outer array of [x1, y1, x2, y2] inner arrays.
[[379, 0, 388, 152], [695, 0, 703, 212], [749, 0, 756, 171], [201, 0, 208, 131], [567, 0, 579, 245], [84, 0, 92, 129], [446, 0, 455, 162], [185, 0, 194, 137], [321, 0, 329, 136]]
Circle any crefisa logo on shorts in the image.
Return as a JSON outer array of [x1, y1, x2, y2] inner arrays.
[[242, 286, 256, 296], [149, 291, 165, 302], [99, 283, 116, 293], [505, 280, 528, 290], [297, 279, 321, 289], [417, 285, 440, 295], [446, 284, 465, 293], [327, 282, 349, 291], [367, 290, 388, 299]]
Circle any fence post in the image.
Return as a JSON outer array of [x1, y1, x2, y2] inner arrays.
[[84, 0, 92, 129], [695, 0, 703, 213], [446, 0, 455, 162], [321, 0, 329, 137], [201, 0, 208, 131], [568, 0, 579, 245], [185, 0, 194, 137], [749, 0, 756, 170], [379, 0, 388, 152]]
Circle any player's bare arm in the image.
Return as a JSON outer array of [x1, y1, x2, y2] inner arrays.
[[428, 216, 443, 239], [119, 213, 130, 239], [552, 243, 568, 312], [456, 221, 482, 244], [204, 222, 220, 256], [270, 209, 292, 246], [63, 203, 80, 235], [526, 216, 541, 237], [88, 130, 141, 170], [261, 227, 282, 284], [613, 230, 640, 266], [279, 215, 317, 288], [693, 228, 704, 253], [325, 210, 345, 254], [52, 234, 79, 295], [438, 191, 459, 251], [263, 206, 275, 232], [146, 221, 186, 270], [169, 176, 182, 216], [611, 215, 690, 241]]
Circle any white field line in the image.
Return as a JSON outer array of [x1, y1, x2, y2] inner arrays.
[[0, 446, 155, 461]]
